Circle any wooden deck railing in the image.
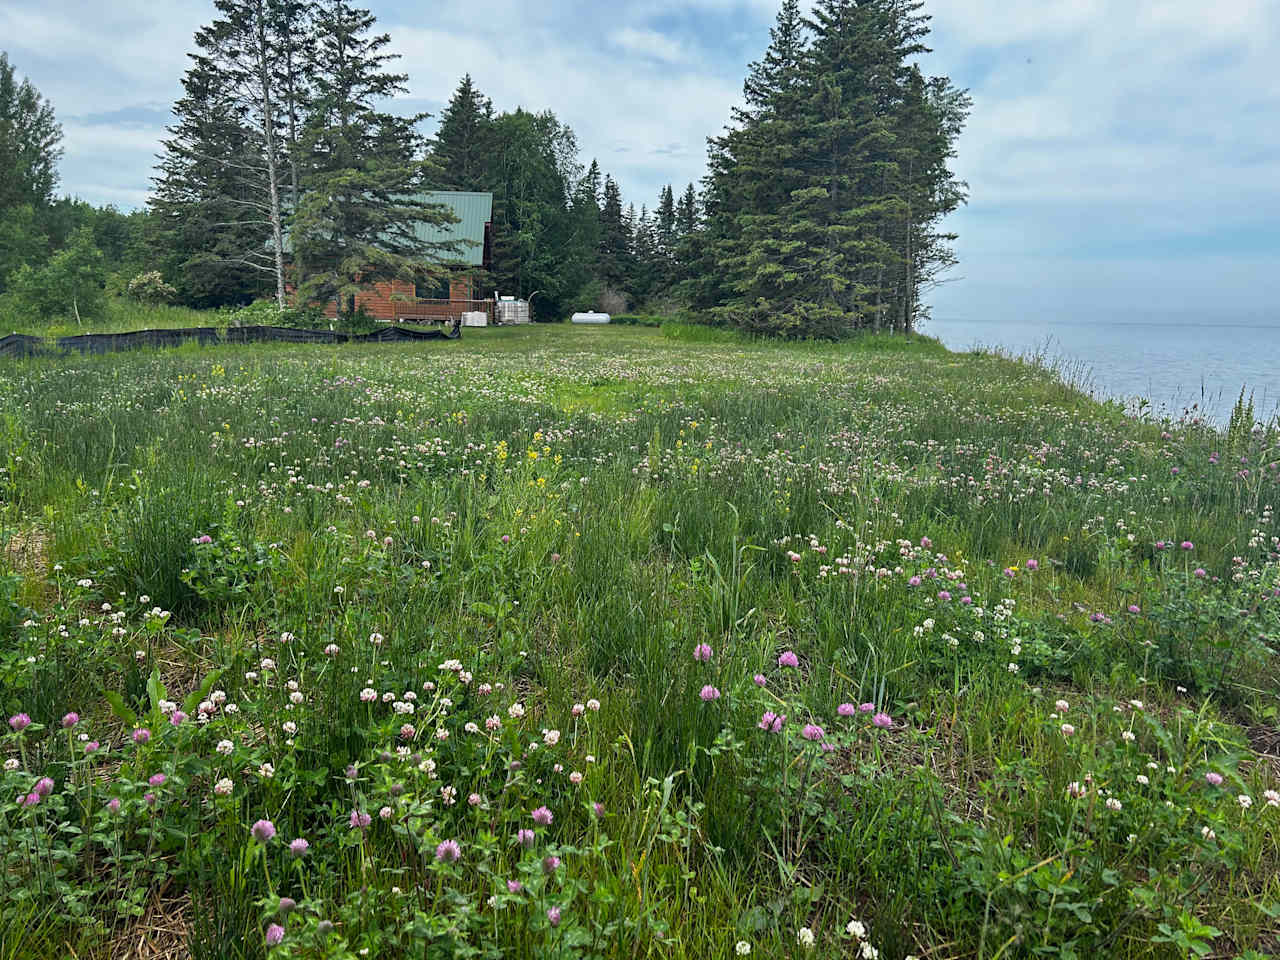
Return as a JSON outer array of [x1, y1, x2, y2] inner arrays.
[[390, 299, 493, 322]]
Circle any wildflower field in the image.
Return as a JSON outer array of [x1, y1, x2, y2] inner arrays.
[[1, 325, 1278, 959]]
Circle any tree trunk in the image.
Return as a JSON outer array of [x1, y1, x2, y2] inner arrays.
[[254, 0, 288, 309], [904, 157, 914, 335]]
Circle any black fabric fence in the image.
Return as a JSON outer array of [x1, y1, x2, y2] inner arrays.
[[0, 322, 459, 360]]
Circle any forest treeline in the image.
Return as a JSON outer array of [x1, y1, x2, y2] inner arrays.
[[0, 0, 967, 336]]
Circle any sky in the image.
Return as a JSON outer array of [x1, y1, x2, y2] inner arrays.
[[2, 0, 1278, 328]]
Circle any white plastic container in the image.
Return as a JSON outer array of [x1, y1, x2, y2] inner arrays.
[[462, 311, 488, 327], [571, 312, 611, 325]]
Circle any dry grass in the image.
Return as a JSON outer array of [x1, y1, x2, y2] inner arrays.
[[3, 524, 48, 579], [85, 886, 191, 960]]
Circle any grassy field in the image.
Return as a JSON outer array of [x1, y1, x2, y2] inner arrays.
[[1, 324, 1278, 959]]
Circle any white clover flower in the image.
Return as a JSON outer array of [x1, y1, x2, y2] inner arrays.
[[735, 942, 751, 956], [216, 739, 234, 755], [213, 778, 234, 796], [3, 758, 19, 772], [508, 702, 526, 719], [289, 691, 304, 705], [258, 762, 275, 778], [1238, 794, 1252, 809], [796, 928, 815, 948], [282, 721, 297, 735], [846, 919, 866, 939]]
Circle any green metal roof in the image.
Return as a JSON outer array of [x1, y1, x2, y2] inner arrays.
[[413, 191, 491, 266]]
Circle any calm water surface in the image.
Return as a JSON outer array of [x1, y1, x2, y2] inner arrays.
[[926, 316, 1280, 426]]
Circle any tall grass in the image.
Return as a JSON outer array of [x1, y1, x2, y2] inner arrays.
[[1, 325, 1277, 958], [3, 298, 226, 337]]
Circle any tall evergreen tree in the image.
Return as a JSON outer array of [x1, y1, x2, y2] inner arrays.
[[630, 203, 657, 304], [434, 74, 495, 191], [740, 0, 808, 120], [596, 174, 631, 294], [649, 184, 677, 296], [655, 185, 675, 258], [699, 0, 965, 337], [293, 1, 457, 319], [150, 48, 270, 307], [195, 0, 307, 305], [582, 160, 602, 208], [150, 0, 314, 306]]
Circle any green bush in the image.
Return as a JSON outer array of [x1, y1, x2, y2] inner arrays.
[[227, 300, 287, 327], [125, 271, 177, 306], [3, 227, 106, 324]]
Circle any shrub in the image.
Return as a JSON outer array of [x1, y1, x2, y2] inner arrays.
[[125, 271, 177, 305], [227, 300, 286, 327]]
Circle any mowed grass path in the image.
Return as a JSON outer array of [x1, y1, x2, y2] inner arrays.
[[1, 325, 1278, 959]]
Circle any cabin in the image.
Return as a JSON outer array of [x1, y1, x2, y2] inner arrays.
[[321, 191, 495, 324]]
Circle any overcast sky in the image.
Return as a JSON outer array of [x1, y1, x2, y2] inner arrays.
[[2, 0, 1277, 326]]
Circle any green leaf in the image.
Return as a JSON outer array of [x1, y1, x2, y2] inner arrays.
[[182, 667, 223, 715], [145, 668, 168, 712], [102, 690, 137, 728]]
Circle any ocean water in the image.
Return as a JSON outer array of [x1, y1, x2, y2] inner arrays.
[[925, 316, 1280, 427]]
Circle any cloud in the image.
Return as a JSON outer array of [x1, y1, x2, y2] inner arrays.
[[920, 0, 1280, 319], [386, 15, 743, 202], [2, 0, 1276, 327], [610, 27, 689, 63]]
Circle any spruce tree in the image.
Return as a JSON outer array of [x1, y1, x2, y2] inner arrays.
[[292, 0, 457, 319], [596, 174, 630, 294], [150, 48, 270, 307], [630, 204, 657, 305], [701, 0, 965, 338], [434, 74, 495, 191], [151, 0, 315, 307]]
